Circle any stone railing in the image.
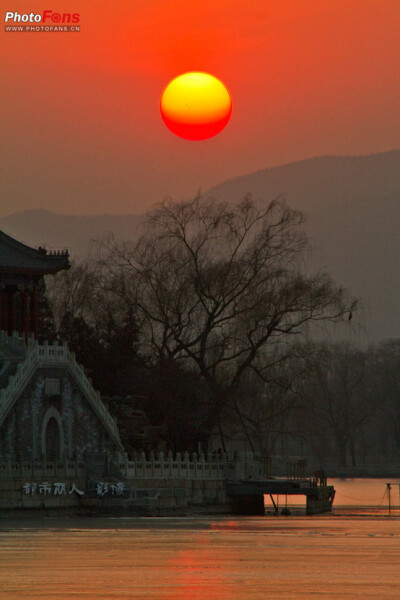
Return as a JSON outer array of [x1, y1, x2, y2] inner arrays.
[[0, 336, 35, 427], [0, 459, 86, 480], [0, 336, 124, 452], [117, 451, 269, 481], [118, 451, 233, 480], [0, 452, 270, 482]]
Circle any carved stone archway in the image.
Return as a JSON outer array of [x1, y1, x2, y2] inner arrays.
[[41, 407, 65, 461]]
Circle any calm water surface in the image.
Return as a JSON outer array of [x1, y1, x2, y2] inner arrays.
[[1, 479, 400, 599]]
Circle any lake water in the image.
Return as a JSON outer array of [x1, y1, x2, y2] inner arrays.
[[265, 477, 399, 515], [1, 479, 400, 599]]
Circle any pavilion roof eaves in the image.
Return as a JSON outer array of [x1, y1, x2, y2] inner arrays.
[[0, 229, 70, 275]]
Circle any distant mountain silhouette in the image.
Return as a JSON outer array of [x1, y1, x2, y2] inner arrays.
[[1, 149, 400, 342], [207, 150, 400, 342]]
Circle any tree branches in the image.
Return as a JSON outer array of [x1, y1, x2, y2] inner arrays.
[[94, 195, 355, 433]]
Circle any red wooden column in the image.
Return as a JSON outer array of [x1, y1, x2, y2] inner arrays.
[[30, 287, 38, 340], [7, 288, 16, 335], [0, 290, 7, 331], [2, 289, 9, 333], [21, 288, 29, 343]]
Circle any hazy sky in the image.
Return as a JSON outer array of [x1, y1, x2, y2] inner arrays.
[[1, 0, 399, 217]]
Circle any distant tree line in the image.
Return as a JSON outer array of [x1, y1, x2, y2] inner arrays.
[[39, 195, 400, 470]]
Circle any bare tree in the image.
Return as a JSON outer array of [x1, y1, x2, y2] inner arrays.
[[45, 260, 98, 332], [225, 358, 304, 455], [46, 259, 134, 343], [96, 195, 355, 441], [298, 343, 375, 468]]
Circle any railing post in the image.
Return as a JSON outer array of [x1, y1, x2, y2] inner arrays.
[[149, 450, 155, 478], [199, 451, 205, 480], [192, 452, 198, 479], [141, 451, 146, 478], [176, 452, 182, 478], [159, 451, 165, 478], [168, 450, 173, 478]]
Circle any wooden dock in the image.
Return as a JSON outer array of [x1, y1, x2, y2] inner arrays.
[[226, 478, 335, 515]]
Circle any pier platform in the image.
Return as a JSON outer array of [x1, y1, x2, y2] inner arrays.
[[226, 478, 335, 515]]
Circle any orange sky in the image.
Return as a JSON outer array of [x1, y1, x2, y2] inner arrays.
[[1, 0, 399, 216]]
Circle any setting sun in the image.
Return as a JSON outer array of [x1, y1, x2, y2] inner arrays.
[[160, 72, 232, 141]]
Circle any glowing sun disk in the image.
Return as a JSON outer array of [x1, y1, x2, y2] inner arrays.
[[160, 72, 232, 140]]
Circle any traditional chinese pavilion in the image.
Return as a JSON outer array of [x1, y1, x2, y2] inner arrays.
[[0, 229, 69, 341], [0, 229, 125, 489]]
